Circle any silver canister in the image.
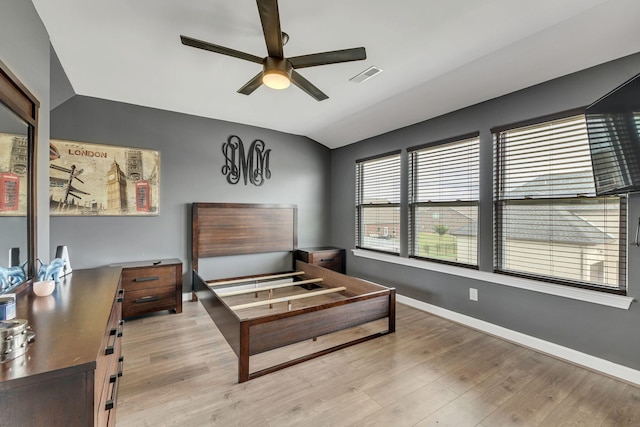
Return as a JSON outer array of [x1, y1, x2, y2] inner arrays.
[[1, 319, 35, 363]]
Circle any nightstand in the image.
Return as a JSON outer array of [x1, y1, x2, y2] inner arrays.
[[295, 247, 345, 273], [112, 258, 182, 318]]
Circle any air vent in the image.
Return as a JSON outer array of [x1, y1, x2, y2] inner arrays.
[[350, 66, 383, 83]]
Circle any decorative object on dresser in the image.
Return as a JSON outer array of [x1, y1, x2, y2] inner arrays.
[[55, 244, 73, 276], [0, 267, 124, 426], [112, 259, 182, 318], [36, 257, 65, 282], [295, 247, 346, 273], [32, 279, 55, 297], [0, 318, 35, 363]]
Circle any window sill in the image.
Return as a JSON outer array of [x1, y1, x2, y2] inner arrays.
[[352, 249, 634, 310]]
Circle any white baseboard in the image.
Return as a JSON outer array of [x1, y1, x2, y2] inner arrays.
[[397, 294, 640, 387]]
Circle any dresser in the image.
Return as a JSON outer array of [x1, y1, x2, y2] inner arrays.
[[113, 258, 182, 318], [295, 247, 346, 273], [0, 267, 124, 426]]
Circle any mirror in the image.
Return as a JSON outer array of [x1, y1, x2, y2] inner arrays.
[[0, 103, 29, 291], [0, 59, 38, 294]]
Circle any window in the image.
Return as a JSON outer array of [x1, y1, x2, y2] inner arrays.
[[408, 134, 479, 266], [494, 114, 626, 293], [355, 151, 401, 254]]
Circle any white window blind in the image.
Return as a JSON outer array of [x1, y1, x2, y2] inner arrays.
[[355, 151, 401, 254], [494, 115, 626, 293], [408, 134, 479, 266]]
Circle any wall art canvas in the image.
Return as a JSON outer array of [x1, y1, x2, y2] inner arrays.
[[49, 139, 160, 216], [0, 132, 28, 216]]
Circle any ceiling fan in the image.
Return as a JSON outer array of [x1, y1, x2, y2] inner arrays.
[[180, 0, 366, 101]]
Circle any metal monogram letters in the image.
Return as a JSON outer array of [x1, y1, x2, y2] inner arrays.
[[221, 135, 272, 186]]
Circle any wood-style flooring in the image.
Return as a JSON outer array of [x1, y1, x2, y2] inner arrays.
[[116, 301, 640, 426]]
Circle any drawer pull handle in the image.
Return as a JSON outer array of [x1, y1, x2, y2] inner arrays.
[[133, 276, 160, 282], [134, 296, 160, 303], [118, 356, 125, 377], [105, 323, 120, 355], [105, 371, 120, 410], [104, 354, 122, 412], [117, 289, 124, 303], [320, 258, 335, 262]]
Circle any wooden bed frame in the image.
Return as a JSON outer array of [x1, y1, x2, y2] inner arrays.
[[191, 203, 396, 383]]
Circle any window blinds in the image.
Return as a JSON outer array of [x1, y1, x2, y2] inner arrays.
[[408, 135, 479, 266], [355, 151, 401, 254], [494, 115, 626, 292]]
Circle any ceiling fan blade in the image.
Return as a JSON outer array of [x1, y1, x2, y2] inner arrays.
[[256, 0, 284, 58], [237, 72, 264, 95], [291, 70, 328, 101], [289, 47, 366, 69], [180, 35, 263, 64]]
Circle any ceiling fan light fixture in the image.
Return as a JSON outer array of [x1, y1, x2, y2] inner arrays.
[[263, 69, 290, 89], [262, 57, 292, 90]]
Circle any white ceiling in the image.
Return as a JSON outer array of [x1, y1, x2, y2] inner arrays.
[[33, 0, 640, 149]]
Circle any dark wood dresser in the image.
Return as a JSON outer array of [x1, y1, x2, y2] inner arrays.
[[295, 247, 346, 273], [112, 258, 182, 318], [0, 267, 124, 427]]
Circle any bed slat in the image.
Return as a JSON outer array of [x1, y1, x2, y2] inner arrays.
[[229, 287, 346, 310], [207, 271, 304, 287], [216, 278, 324, 297]]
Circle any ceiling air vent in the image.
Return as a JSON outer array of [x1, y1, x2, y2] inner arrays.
[[350, 66, 383, 83]]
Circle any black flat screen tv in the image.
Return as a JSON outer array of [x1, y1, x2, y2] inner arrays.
[[585, 72, 640, 196]]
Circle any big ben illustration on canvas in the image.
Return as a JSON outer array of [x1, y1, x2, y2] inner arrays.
[[107, 160, 128, 213], [48, 139, 159, 216]]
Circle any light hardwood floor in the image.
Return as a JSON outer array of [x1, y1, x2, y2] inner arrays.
[[116, 301, 640, 426]]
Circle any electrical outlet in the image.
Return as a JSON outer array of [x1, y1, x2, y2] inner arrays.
[[469, 288, 478, 301]]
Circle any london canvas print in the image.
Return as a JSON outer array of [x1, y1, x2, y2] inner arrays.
[[49, 139, 160, 216], [0, 132, 28, 216]]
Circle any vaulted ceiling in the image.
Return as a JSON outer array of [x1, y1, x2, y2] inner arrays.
[[33, 0, 640, 148]]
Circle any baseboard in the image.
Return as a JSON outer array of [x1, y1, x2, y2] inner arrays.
[[397, 294, 640, 387]]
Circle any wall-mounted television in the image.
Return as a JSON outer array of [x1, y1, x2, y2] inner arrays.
[[585, 72, 640, 196]]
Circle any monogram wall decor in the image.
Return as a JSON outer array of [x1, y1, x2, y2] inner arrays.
[[221, 135, 272, 186]]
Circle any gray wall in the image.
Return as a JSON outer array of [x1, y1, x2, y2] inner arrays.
[[331, 52, 640, 371], [50, 96, 331, 290], [50, 45, 75, 110], [0, 1, 51, 263]]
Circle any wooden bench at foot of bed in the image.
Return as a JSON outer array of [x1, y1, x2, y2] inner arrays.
[[193, 260, 396, 383]]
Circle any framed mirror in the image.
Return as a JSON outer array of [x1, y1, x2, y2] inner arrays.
[[0, 58, 38, 294]]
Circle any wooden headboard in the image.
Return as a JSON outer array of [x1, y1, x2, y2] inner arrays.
[[192, 203, 298, 272]]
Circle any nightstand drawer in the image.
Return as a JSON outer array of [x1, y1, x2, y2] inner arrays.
[[313, 251, 343, 270], [123, 286, 177, 318], [121, 265, 177, 291]]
